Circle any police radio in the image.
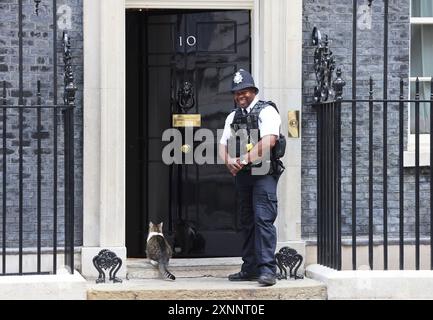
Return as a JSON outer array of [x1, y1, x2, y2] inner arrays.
[[273, 133, 286, 159]]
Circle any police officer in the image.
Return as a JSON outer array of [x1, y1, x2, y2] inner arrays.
[[218, 69, 281, 286]]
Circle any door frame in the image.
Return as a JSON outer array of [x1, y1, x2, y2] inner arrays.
[[81, 0, 303, 278], [81, 0, 260, 276], [122, 2, 260, 255]]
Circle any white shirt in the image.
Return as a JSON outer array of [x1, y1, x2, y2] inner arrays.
[[219, 96, 281, 146]]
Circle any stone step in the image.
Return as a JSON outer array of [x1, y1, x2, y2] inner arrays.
[[126, 257, 245, 280], [86, 277, 327, 300]]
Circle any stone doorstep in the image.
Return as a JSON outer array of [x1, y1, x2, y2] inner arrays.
[[126, 257, 306, 280], [86, 277, 327, 300], [126, 257, 243, 279], [85, 258, 321, 300]]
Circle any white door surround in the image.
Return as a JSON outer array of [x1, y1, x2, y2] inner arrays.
[[81, 0, 303, 277]]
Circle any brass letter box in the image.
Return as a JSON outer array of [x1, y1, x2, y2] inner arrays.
[[172, 114, 201, 127]]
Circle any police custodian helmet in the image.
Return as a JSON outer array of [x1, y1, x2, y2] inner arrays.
[[231, 69, 259, 93]]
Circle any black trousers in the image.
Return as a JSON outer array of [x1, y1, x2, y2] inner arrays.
[[235, 172, 279, 276]]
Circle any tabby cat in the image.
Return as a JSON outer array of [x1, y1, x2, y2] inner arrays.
[[146, 222, 176, 280]]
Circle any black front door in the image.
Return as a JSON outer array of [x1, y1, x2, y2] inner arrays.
[[126, 9, 251, 258]]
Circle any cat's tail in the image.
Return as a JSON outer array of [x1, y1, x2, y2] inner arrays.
[[159, 262, 176, 281]]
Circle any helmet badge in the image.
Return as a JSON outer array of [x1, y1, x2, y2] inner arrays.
[[233, 72, 243, 84]]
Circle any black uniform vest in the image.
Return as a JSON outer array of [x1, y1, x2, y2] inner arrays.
[[228, 101, 285, 175]]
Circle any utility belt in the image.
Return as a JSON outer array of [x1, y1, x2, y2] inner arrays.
[[239, 158, 285, 177], [228, 137, 284, 176]]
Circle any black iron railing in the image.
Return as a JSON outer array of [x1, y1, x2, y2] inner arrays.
[[312, 0, 433, 271], [316, 99, 342, 270], [0, 0, 76, 275], [316, 78, 433, 271], [62, 30, 76, 275], [1, 81, 74, 275]]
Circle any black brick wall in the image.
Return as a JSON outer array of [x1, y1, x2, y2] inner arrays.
[[301, 0, 429, 242], [1, 0, 425, 251], [0, 0, 83, 248]]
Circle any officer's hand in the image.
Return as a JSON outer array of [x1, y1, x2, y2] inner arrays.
[[226, 157, 244, 176]]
